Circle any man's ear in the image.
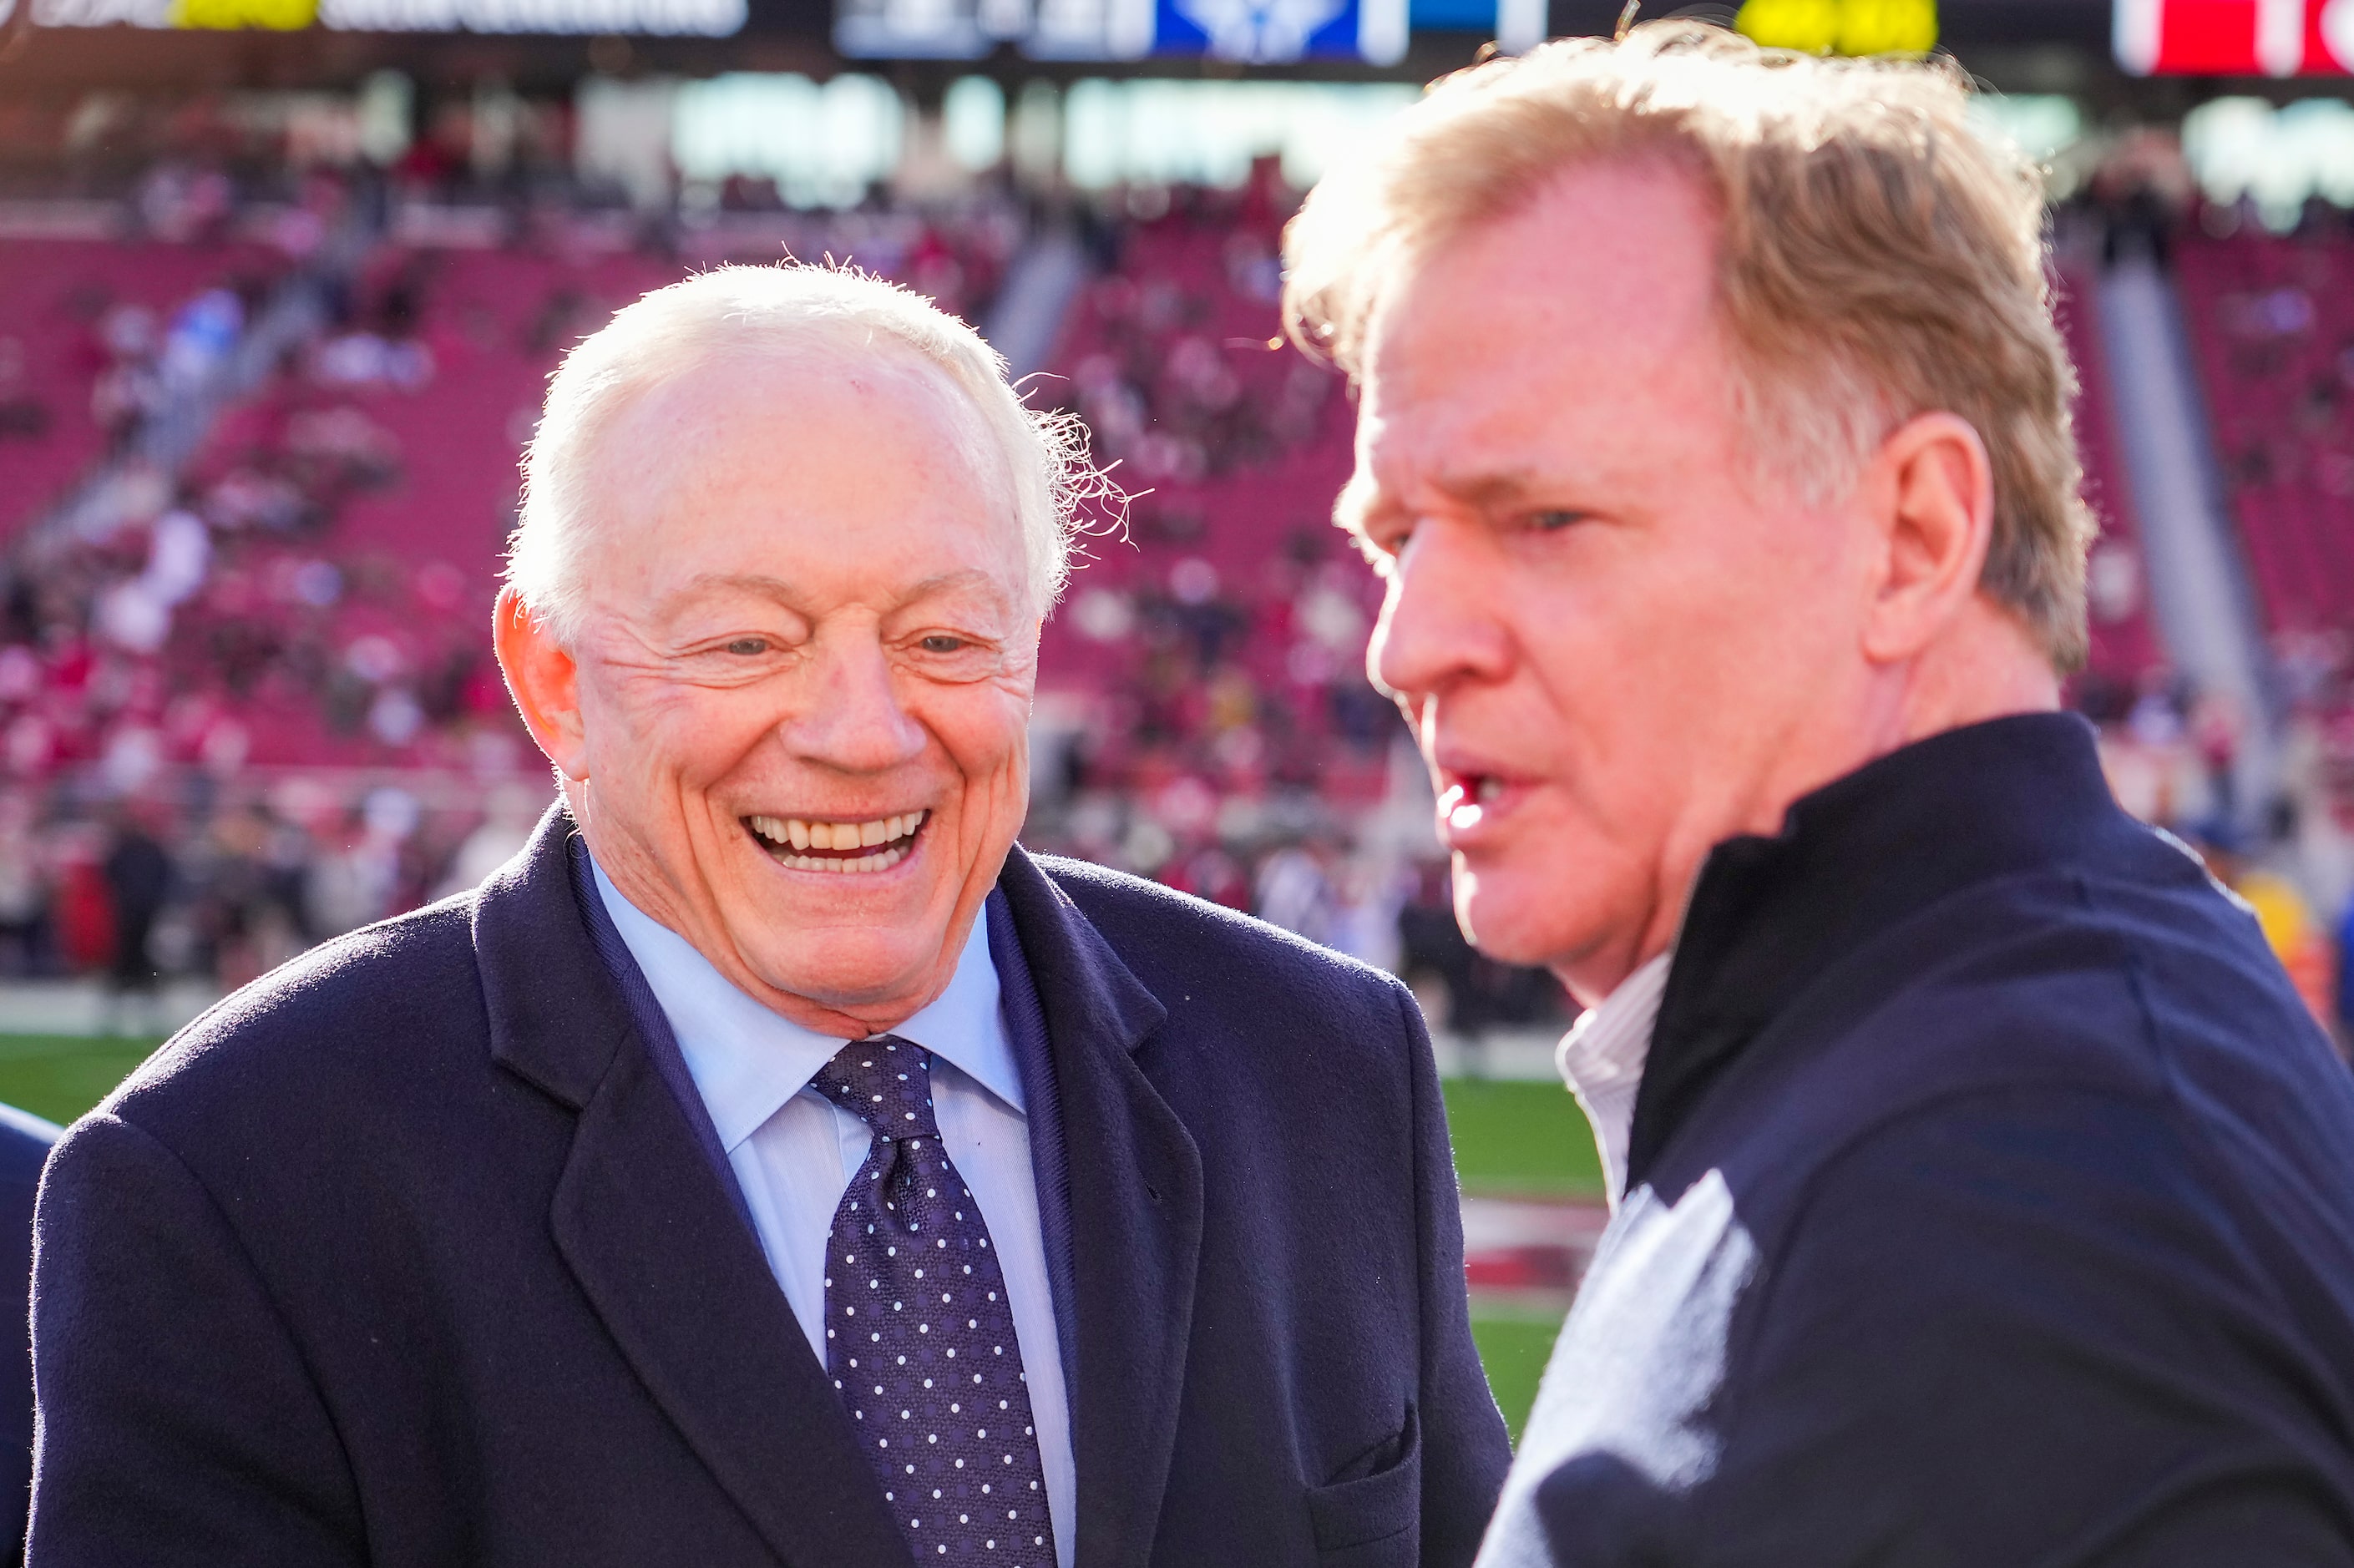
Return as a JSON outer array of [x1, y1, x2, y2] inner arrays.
[[1859, 412, 1997, 666], [493, 587, 589, 781]]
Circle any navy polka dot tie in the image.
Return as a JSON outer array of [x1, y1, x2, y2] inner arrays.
[[812, 1037, 1054, 1567]]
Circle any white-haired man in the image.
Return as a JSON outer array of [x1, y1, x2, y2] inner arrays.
[[28, 266, 1511, 1566], [1285, 21, 2354, 1567]]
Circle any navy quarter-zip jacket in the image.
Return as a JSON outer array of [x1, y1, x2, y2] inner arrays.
[[1487, 713, 2354, 1568]]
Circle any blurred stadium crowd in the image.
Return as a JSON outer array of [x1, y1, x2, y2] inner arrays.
[[3, 86, 2354, 1046]]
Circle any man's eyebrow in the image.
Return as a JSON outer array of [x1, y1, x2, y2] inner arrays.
[[651, 572, 802, 615], [650, 568, 1010, 620], [1334, 466, 1560, 535], [1440, 470, 1552, 510], [899, 569, 1000, 600]]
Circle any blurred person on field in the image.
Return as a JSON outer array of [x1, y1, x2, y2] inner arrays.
[[2191, 819, 2338, 1029], [28, 265, 1508, 1565], [430, 780, 547, 900], [1286, 20, 2354, 1564], [0, 797, 46, 978], [301, 791, 418, 939], [188, 804, 273, 991], [1329, 854, 1409, 974], [98, 804, 171, 1036], [45, 827, 112, 980], [1254, 839, 1338, 947]]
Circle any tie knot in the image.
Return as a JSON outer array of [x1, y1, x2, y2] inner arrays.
[[811, 1036, 940, 1143]]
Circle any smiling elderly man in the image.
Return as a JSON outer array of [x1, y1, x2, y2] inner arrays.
[[1285, 20, 2354, 1568], [27, 266, 1509, 1566]]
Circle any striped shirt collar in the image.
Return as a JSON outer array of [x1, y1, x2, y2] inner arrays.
[[1555, 951, 1673, 1209]]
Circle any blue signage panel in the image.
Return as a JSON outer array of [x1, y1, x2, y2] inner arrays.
[[1151, 0, 1367, 60], [837, 0, 1401, 60]]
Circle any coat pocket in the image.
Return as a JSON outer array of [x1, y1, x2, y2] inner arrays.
[[1304, 1404, 1420, 1567]]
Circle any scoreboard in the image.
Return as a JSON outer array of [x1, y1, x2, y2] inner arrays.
[[23, 0, 746, 31], [834, 0, 1941, 68], [834, 0, 1403, 61], [2116, 0, 2354, 73]]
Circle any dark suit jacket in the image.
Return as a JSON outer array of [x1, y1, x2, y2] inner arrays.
[[1485, 713, 2354, 1566], [29, 810, 1508, 1566], [0, 1105, 56, 1562]]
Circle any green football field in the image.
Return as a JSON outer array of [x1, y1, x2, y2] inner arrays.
[[1442, 1076, 1601, 1441], [0, 1034, 164, 1130], [0, 1034, 1598, 1444], [1440, 1076, 1604, 1198]]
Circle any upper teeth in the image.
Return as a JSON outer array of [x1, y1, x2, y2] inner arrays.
[[1476, 779, 1501, 803], [747, 811, 927, 853]]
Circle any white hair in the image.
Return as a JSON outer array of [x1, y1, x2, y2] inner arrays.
[[507, 263, 1101, 642]]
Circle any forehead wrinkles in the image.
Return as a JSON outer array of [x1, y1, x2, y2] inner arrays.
[[593, 341, 1025, 573], [1354, 310, 1567, 522], [1352, 296, 1488, 518], [845, 352, 1030, 588], [1357, 211, 1743, 518]]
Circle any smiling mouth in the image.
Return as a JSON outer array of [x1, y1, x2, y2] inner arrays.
[[745, 810, 929, 873]]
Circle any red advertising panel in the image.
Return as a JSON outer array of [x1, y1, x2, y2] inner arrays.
[[2116, 0, 2354, 73]]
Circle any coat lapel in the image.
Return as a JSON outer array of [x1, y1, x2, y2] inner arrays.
[[996, 848, 1202, 1568], [473, 807, 916, 1568], [988, 889, 1082, 1391]]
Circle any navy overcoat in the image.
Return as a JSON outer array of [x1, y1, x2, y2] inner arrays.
[[29, 810, 1508, 1566]]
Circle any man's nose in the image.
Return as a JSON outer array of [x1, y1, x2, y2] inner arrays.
[[785, 634, 929, 773], [1369, 521, 1512, 711]]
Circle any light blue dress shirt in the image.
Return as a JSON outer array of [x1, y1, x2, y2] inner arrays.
[[591, 862, 1077, 1568]]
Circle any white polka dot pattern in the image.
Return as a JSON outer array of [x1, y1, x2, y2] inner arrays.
[[813, 1038, 1053, 1568]]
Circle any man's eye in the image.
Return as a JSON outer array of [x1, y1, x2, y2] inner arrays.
[[1530, 509, 1585, 533], [919, 635, 966, 654], [724, 638, 770, 656]]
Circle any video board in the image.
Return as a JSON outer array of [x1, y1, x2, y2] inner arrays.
[[2116, 0, 2354, 73], [834, 0, 1938, 68], [834, 0, 1401, 61], [19, 0, 745, 33], [1732, 0, 1936, 55]]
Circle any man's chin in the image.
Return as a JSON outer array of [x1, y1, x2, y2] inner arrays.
[[1457, 928, 1556, 973], [736, 930, 946, 1015], [1455, 884, 1591, 974]]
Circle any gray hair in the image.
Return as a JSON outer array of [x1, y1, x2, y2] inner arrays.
[[507, 263, 1099, 642]]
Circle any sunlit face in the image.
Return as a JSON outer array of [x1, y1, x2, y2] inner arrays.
[[549, 346, 1036, 1032], [1349, 161, 1879, 1000]]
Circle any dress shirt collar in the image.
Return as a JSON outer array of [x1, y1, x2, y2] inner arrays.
[[1556, 951, 1672, 1209], [590, 857, 1022, 1153]]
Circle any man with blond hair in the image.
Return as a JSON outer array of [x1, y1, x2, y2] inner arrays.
[[1286, 20, 2354, 1565], [27, 265, 1510, 1564]]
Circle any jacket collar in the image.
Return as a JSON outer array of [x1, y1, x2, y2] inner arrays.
[[1629, 711, 2134, 1190], [995, 845, 1168, 1057], [472, 805, 625, 1114]]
